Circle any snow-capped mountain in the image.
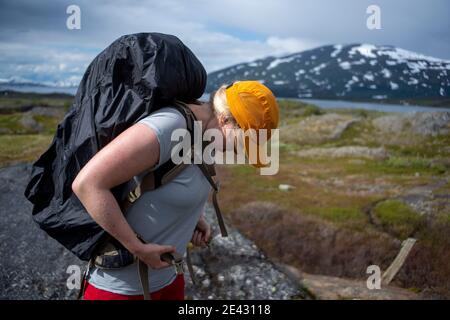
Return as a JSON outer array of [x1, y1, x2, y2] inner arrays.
[[206, 44, 450, 100]]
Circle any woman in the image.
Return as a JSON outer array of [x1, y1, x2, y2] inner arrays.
[[72, 80, 279, 300]]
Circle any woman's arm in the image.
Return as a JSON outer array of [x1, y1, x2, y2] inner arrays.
[[72, 123, 175, 269]]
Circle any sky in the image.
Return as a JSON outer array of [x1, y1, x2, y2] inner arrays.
[[0, 0, 449, 86]]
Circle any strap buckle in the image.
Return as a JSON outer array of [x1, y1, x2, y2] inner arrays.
[[160, 252, 185, 275]]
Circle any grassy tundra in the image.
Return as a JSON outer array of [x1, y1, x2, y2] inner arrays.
[[217, 99, 450, 298]]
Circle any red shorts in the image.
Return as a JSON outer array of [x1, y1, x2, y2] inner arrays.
[[83, 274, 185, 300]]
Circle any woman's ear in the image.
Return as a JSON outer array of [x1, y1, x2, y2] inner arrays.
[[217, 112, 229, 127]]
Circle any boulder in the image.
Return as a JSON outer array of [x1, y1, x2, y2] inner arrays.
[[282, 113, 361, 145], [372, 112, 450, 137]]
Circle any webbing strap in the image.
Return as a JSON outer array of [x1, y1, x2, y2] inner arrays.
[[196, 163, 228, 237], [185, 246, 197, 286], [77, 259, 93, 300], [135, 234, 151, 300], [212, 188, 228, 237], [138, 259, 151, 300]]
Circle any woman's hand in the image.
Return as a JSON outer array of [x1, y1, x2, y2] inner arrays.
[[191, 215, 211, 247], [132, 243, 176, 269]]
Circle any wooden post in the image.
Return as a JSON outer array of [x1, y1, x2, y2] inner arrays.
[[382, 238, 416, 286]]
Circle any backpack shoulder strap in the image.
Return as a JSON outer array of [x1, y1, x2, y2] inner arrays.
[[124, 100, 228, 237], [170, 102, 228, 237], [196, 162, 228, 237], [132, 100, 196, 193]]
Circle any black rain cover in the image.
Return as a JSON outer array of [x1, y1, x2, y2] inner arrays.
[[23, 33, 207, 261]]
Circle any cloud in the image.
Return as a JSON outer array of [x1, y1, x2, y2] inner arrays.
[[266, 37, 320, 56], [0, 0, 449, 86]]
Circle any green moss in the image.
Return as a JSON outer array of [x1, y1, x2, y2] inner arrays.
[[408, 287, 422, 294], [0, 96, 73, 109], [301, 104, 324, 117], [309, 207, 366, 224], [387, 134, 450, 159], [0, 134, 53, 167], [0, 113, 61, 135], [386, 156, 430, 169], [32, 114, 59, 133], [373, 200, 424, 239], [341, 156, 445, 177], [0, 114, 27, 134], [277, 99, 324, 126], [435, 212, 450, 225], [331, 120, 380, 148]]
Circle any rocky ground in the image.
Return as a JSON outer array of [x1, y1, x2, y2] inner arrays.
[[0, 163, 303, 300], [0, 163, 418, 300], [0, 163, 81, 299], [185, 205, 303, 300]]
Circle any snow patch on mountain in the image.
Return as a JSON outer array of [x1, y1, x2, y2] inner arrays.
[[339, 62, 351, 70], [311, 63, 327, 75], [364, 73, 375, 81], [381, 69, 392, 78], [379, 47, 447, 63], [390, 81, 399, 90], [267, 55, 300, 70], [349, 44, 378, 59], [331, 45, 343, 58]]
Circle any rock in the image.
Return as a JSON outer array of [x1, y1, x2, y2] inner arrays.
[[19, 112, 45, 133], [279, 184, 295, 191], [409, 112, 450, 136], [282, 113, 361, 145], [373, 112, 450, 137], [372, 114, 407, 133], [28, 106, 64, 118], [399, 178, 450, 216], [275, 263, 418, 300], [296, 146, 389, 160], [299, 272, 418, 300]]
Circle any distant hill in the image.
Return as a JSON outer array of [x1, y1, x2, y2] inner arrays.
[[0, 77, 78, 95], [206, 44, 450, 101]]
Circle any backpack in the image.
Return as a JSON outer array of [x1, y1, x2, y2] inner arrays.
[[23, 32, 227, 265]]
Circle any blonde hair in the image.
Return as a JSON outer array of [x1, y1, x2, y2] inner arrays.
[[210, 84, 239, 128]]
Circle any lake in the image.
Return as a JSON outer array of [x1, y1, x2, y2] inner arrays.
[[201, 94, 450, 113], [294, 98, 450, 113]]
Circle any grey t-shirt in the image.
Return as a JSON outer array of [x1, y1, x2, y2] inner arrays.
[[87, 107, 211, 295]]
